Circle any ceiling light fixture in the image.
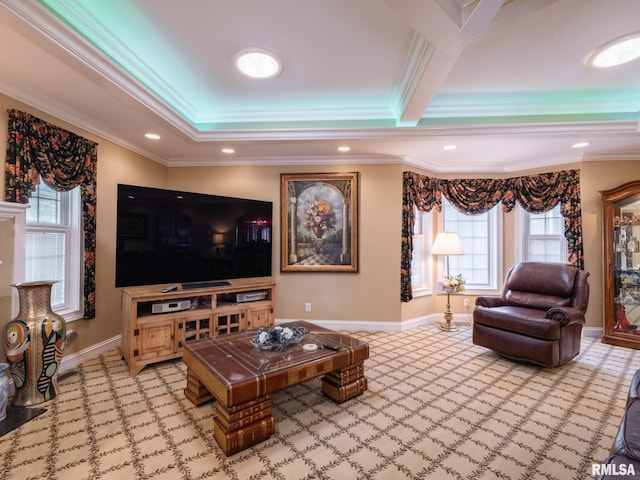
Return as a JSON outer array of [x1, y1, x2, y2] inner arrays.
[[145, 133, 161, 140], [572, 142, 591, 149], [234, 48, 282, 79], [589, 33, 640, 68], [443, 144, 457, 151], [221, 148, 235, 154], [337, 146, 351, 152]]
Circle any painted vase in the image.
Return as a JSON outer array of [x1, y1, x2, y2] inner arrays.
[[4, 281, 66, 406], [0, 363, 11, 421]]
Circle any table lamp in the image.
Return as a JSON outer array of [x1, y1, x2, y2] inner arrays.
[[431, 231, 465, 331]]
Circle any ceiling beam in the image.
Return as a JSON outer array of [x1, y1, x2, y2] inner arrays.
[[383, 0, 561, 123], [460, 0, 504, 34]]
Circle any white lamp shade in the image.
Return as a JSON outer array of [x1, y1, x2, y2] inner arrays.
[[431, 232, 464, 255]]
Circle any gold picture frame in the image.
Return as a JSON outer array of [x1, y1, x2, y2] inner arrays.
[[281, 172, 358, 272]]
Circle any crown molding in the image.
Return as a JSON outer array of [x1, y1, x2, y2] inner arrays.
[[165, 154, 404, 168], [402, 153, 584, 174], [584, 150, 640, 162]]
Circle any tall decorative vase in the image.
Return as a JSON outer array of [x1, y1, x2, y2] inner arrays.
[[3, 281, 66, 406], [0, 363, 11, 421]]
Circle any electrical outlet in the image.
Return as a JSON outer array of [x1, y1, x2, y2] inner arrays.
[[463, 298, 470, 308], [305, 302, 311, 312]]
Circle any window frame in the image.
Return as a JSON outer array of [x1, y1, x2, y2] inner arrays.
[[25, 182, 83, 322], [440, 198, 502, 293], [410, 207, 433, 297], [514, 204, 567, 264]]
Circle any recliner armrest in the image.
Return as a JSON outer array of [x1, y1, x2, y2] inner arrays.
[[476, 296, 507, 308], [546, 306, 585, 327]]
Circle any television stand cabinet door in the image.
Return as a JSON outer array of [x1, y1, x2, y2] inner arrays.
[[121, 279, 275, 375]]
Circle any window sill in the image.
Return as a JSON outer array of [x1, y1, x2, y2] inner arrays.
[[411, 287, 432, 298], [53, 307, 84, 323]]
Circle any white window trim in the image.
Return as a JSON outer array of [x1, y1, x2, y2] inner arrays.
[[61, 186, 83, 321], [514, 205, 567, 265], [411, 209, 433, 298], [25, 186, 83, 322], [439, 200, 502, 294]]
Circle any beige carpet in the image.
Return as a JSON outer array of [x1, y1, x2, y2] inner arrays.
[[0, 325, 638, 480]]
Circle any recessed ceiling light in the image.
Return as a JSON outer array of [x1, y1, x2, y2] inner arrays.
[[221, 148, 235, 154], [145, 133, 161, 140], [589, 33, 640, 68], [443, 144, 457, 151], [337, 146, 351, 152], [234, 48, 282, 79], [572, 142, 591, 149]]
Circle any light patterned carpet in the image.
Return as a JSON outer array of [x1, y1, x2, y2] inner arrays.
[[1, 325, 639, 480]]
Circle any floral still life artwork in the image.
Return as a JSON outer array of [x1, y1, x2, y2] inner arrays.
[[304, 198, 336, 239], [281, 172, 358, 272], [251, 325, 309, 351], [443, 274, 465, 293]]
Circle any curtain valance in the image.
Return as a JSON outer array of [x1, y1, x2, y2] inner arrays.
[[401, 169, 583, 302], [5, 109, 98, 318]]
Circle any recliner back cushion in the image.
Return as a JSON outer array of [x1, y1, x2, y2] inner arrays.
[[504, 262, 577, 310], [506, 291, 571, 309]]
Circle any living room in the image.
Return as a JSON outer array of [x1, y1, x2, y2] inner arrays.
[[1, 1, 640, 478]]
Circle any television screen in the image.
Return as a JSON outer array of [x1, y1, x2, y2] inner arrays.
[[115, 184, 272, 287]]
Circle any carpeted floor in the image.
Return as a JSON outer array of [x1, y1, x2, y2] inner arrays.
[[0, 325, 639, 480]]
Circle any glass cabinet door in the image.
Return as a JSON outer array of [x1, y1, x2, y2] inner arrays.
[[602, 180, 640, 349]]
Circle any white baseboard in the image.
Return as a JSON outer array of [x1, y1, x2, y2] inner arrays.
[[276, 317, 604, 337], [60, 335, 121, 375], [58, 322, 603, 374], [276, 314, 468, 332], [582, 326, 603, 338]]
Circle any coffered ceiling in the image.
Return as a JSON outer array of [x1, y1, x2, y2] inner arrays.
[[1, 0, 639, 172]]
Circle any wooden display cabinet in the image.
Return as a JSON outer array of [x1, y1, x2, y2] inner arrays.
[[601, 180, 640, 349], [121, 279, 275, 375]]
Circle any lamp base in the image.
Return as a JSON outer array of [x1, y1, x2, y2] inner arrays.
[[439, 322, 458, 332], [440, 292, 458, 332]]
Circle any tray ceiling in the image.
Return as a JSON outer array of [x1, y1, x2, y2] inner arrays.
[[0, 0, 639, 171]]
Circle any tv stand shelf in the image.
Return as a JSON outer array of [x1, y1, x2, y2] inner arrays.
[[121, 278, 275, 376]]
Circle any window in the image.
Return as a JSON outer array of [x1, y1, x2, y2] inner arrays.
[[516, 204, 567, 263], [411, 208, 432, 295], [441, 198, 500, 291], [25, 180, 82, 320]]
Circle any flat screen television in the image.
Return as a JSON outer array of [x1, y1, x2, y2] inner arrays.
[[115, 184, 272, 288]]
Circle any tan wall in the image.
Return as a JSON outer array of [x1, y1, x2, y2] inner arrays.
[[0, 94, 166, 355], [581, 160, 640, 328], [2, 91, 639, 355], [167, 163, 403, 323]]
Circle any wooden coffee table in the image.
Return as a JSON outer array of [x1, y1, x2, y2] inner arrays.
[[182, 321, 369, 456]]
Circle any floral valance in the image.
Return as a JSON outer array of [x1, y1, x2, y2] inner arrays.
[[401, 169, 583, 302], [5, 109, 98, 318]]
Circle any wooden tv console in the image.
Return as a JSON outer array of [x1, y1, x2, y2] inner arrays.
[[121, 278, 275, 376]]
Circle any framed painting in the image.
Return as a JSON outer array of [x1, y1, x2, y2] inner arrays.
[[281, 172, 358, 272]]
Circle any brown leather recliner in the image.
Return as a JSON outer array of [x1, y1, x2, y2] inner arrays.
[[472, 262, 590, 367]]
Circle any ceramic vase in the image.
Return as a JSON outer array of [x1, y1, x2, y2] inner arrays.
[[4, 281, 66, 406]]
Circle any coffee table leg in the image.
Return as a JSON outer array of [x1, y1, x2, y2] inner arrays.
[[184, 368, 215, 406], [321, 363, 368, 403], [213, 395, 275, 456]]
